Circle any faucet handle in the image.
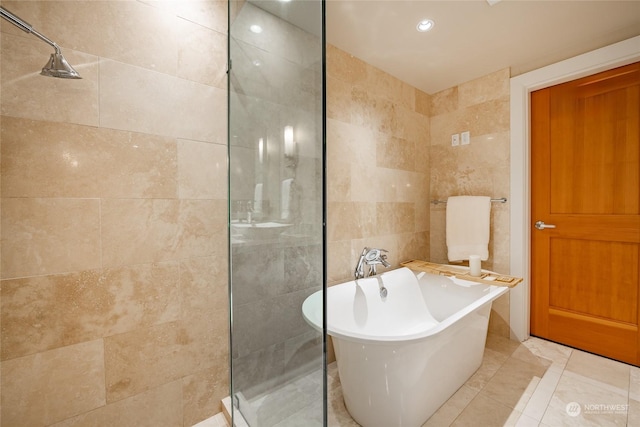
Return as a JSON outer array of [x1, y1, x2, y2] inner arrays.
[[364, 248, 377, 262], [356, 247, 391, 278], [364, 248, 386, 262], [379, 253, 391, 268]]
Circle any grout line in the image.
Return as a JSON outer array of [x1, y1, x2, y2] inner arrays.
[[526, 349, 572, 423], [98, 198, 104, 270], [446, 359, 507, 424]]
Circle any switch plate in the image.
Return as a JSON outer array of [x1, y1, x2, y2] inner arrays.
[[461, 131, 470, 145], [451, 134, 460, 146]]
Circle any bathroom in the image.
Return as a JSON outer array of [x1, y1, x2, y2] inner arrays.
[[1, 0, 639, 426]]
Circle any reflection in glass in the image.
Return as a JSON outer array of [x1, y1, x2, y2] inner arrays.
[[228, 0, 325, 425]]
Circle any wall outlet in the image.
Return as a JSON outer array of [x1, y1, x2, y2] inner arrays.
[[451, 134, 460, 146], [461, 131, 470, 145]]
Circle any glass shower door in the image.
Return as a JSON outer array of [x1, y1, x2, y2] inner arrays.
[[228, 1, 325, 425]]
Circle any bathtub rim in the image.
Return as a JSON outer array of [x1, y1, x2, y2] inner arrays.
[[302, 267, 509, 345]]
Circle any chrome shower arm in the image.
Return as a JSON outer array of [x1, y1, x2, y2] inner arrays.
[[30, 30, 61, 54], [0, 6, 32, 33], [0, 7, 60, 53]]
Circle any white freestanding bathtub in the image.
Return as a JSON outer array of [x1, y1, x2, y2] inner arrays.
[[302, 266, 509, 427]]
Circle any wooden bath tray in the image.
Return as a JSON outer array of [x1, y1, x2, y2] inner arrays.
[[401, 259, 523, 288]]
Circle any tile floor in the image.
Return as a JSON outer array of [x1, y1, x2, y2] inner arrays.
[[207, 334, 640, 426], [194, 413, 229, 427]]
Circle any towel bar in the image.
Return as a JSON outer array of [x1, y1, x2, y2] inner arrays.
[[430, 197, 507, 205]]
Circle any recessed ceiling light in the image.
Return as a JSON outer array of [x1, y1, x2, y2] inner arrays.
[[250, 24, 263, 34], [416, 19, 434, 32]]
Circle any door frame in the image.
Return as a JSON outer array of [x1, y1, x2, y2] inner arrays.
[[509, 35, 640, 342]]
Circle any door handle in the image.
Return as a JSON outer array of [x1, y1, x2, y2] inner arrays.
[[535, 221, 556, 230]]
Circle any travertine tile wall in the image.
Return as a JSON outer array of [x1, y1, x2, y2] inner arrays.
[[326, 45, 431, 284], [0, 2, 516, 424], [0, 1, 229, 426], [429, 68, 512, 336], [325, 49, 511, 337]]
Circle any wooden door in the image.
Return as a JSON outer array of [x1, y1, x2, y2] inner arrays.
[[531, 62, 640, 366]]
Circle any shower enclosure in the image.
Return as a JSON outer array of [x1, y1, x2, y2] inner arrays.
[[228, 1, 326, 425]]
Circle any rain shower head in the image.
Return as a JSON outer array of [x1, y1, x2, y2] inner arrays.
[[41, 52, 81, 79], [0, 6, 81, 79]]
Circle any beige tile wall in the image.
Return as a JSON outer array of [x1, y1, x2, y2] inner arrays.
[[326, 45, 431, 284], [325, 50, 512, 335], [0, 1, 229, 426], [0, 1, 516, 423], [429, 68, 512, 337]]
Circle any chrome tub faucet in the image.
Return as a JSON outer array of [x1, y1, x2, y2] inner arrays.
[[354, 247, 390, 279]]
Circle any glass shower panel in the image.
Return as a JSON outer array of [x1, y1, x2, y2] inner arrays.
[[228, 1, 325, 425]]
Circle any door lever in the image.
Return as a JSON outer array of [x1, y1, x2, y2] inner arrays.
[[535, 221, 556, 230]]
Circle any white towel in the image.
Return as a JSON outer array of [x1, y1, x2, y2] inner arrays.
[[281, 178, 293, 220], [446, 196, 491, 261], [253, 183, 263, 214]]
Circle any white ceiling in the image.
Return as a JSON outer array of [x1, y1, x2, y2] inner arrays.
[[325, 0, 640, 94], [251, 1, 640, 94]]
